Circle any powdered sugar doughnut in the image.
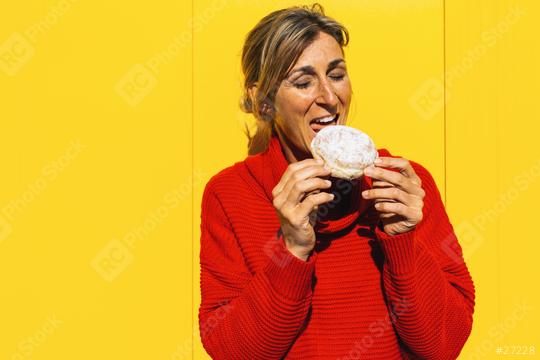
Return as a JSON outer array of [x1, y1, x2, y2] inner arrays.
[[310, 125, 378, 180]]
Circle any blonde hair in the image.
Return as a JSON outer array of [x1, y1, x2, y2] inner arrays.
[[240, 3, 349, 155]]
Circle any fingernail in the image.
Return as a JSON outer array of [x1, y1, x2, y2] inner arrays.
[[325, 180, 332, 186], [316, 159, 324, 164], [374, 158, 382, 164], [362, 190, 368, 198]]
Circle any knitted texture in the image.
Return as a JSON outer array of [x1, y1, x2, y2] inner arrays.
[[199, 135, 475, 359]]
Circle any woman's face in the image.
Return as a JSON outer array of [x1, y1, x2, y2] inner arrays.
[[273, 31, 352, 162]]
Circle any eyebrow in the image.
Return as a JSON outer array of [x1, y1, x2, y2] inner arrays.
[[288, 58, 345, 77]]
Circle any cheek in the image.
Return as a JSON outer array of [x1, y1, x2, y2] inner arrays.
[[276, 90, 314, 124], [337, 81, 352, 103]]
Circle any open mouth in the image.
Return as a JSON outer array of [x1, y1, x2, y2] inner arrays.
[[309, 113, 339, 133]]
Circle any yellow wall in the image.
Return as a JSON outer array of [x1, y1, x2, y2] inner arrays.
[[0, 0, 537, 359], [1, 1, 194, 359], [446, 1, 539, 358]]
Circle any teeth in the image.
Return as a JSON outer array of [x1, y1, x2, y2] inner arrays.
[[314, 115, 337, 124]]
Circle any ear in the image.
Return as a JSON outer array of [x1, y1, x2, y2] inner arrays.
[[248, 84, 272, 116]]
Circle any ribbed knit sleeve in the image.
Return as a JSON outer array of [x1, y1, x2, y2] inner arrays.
[[199, 179, 316, 360], [374, 163, 475, 360]]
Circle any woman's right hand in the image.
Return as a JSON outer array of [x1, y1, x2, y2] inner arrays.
[[271, 159, 334, 261]]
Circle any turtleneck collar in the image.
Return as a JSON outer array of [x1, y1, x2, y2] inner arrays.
[[243, 134, 389, 235]]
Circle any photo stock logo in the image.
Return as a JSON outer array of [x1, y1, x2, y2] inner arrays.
[[0, 139, 86, 244], [115, 0, 230, 107], [442, 158, 540, 263], [91, 170, 207, 282], [409, 6, 524, 121]]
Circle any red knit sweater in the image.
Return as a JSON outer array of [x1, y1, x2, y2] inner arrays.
[[199, 135, 475, 359]]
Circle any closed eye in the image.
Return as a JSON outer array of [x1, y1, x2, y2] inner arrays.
[[293, 74, 345, 89], [330, 74, 345, 81], [294, 82, 311, 89]]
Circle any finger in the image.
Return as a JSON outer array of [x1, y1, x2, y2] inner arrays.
[[379, 213, 416, 227], [379, 212, 396, 219], [287, 177, 332, 204], [275, 173, 329, 213], [374, 157, 419, 181], [296, 191, 335, 219], [373, 201, 423, 222], [362, 187, 421, 207], [364, 166, 423, 197], [281, 164, 331, 198], [273, 159, 323, 197], [367, 179, 396, 203], [372, 180, 394, 188], [272, 159, 325, 197]]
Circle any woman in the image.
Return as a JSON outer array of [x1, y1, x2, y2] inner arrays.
[[199, 4, 475, 359]]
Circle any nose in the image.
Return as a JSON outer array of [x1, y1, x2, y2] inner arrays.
[[316, 79, 339, 109]]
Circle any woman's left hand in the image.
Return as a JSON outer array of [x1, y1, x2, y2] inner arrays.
[[361, 157, 425, 236]]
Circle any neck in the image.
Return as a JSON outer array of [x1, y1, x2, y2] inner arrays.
[[276, 132, 311, 163]]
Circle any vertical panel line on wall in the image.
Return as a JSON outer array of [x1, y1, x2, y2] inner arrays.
[[495, 1, 501, 327], [191, 0, 195, 358], [443, 0, 447, 206]]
